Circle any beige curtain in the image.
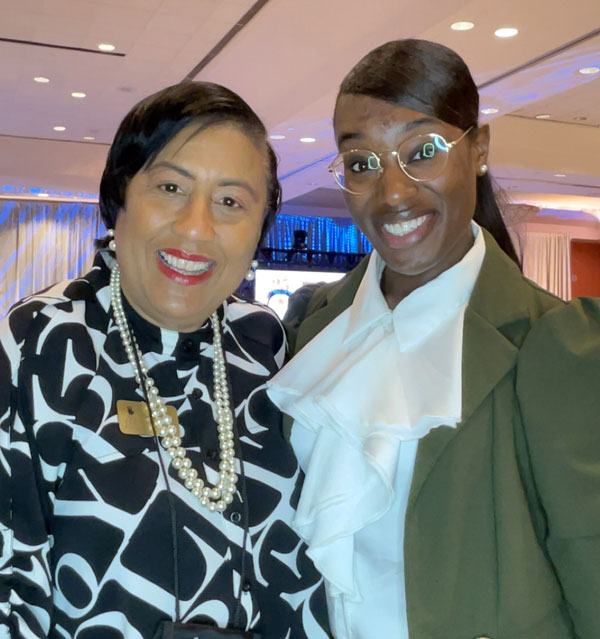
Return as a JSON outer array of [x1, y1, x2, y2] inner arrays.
[[520, 232, 571, 301], [0, 200, 105, 318]]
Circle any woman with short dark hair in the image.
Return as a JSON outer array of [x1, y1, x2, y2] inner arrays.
[[0, 81, 329, 639], [268, 40, 600, 638]]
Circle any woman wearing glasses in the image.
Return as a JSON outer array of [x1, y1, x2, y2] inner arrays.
[[268, 39, 600, 638]]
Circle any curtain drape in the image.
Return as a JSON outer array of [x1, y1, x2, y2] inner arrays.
[[520, 231, 571, 301], [0, 200, 105, 318], [1, 204, 371, 318]]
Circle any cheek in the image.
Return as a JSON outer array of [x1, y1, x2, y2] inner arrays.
[[221, 216, 263, 260], [119, 192, 174, 238], [431, 168, 475, 214], [342, 193, 370, 225], [116, 206, 147, 240], [446, 178, 477, 220]]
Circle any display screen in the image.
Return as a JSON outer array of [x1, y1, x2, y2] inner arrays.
[[254, 269, 345, 318]]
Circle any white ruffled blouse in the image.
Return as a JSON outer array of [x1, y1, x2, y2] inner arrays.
[[267, 223, 485, 638]]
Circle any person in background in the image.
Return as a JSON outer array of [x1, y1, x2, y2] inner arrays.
[[268, 39, 600, 639], [0, 81, 329, 639]]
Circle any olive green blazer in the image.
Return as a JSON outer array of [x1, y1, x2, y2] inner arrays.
[[286, 229, 600, 639]]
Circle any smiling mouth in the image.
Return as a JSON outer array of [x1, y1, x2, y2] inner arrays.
[[157, 250, 214, 276], [383, 215, 429, 237]]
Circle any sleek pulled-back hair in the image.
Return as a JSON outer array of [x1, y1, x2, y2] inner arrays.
[[99, 81, 281, 246], [337, 39, 520, 266]]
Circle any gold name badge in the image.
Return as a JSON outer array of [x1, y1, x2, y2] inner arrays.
[[117, 400, 179, 437]]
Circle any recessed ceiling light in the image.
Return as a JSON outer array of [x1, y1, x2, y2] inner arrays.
[[34, 76, 50, 83], [37, 192, 49, 197], [71, 92, 87, 99], [481, 107, 499, 115], [451, 21, 474, 31], [494, 27, 519, 38], [83, 136, 95, 140], [554, 173, 567, 177], [269, 134, 286, 140], [300, 137, 316, 143], [578, 66, 599, 75], [535, 114, 551, 119], [98, 43, 116, 52], [53, 126, 66, 132]]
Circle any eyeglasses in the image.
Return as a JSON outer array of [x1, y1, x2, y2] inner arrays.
[[328, 127, 473, 195]]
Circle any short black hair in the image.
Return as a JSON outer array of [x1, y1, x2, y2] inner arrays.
[[337, 39, 520, 266], [99, 81, 280, 246]]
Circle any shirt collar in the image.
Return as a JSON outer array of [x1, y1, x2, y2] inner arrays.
[[344, 222, 486, 351]]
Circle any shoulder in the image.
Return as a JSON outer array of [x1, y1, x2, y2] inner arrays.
[[518, 296, 600, 388], [283, 282, 329, 332], [0, 262, 110, 367], [516, 296, 600, 463], [282, 280, 338, 354], [468, 232, 565, 349], [225, 298, 286, 361], [284, 258, 371, 353]]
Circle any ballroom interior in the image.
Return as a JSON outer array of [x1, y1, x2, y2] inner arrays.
[[1, 0, 599, 318]]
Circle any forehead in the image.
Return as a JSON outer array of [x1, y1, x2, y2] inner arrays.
[[334, 94, 450, 146], [152, 123, 267, 176]]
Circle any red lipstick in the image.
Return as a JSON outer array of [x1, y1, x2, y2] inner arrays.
[[156, 249, 215, 286]]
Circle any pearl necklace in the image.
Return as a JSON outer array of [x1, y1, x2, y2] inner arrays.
[[109, 264, 238, 513]]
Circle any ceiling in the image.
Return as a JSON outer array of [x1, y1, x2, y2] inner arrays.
[[0, 0, 599, 229]]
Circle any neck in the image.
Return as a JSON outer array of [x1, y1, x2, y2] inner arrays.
[[381, 232, 475, 309], [119, 281, 213, 333]]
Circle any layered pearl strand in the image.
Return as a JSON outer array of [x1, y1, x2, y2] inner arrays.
[[110, 264, 238, 512]]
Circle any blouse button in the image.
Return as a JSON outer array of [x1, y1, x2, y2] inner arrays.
[[191, 388, 202, 401], [181, 338, 194, 353], [242, 580, 252, 592], [206, 449, 217, 460], [230, 511, 242, 524]]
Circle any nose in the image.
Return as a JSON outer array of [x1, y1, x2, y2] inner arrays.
[[172, 195, 215, 240], [378, 155, 419, 206]]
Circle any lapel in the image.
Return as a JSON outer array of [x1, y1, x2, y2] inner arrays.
[[407, 230, 533, 510], [295, 256, 369, 352]]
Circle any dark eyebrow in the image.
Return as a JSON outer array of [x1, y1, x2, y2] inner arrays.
[[219, 179, 259, 201], [337, 116, 439, 146], [147, 161, 195, 180], [147, 163, 259, 200]]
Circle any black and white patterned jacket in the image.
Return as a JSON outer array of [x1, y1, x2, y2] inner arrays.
[[0, 253, 329, 639]]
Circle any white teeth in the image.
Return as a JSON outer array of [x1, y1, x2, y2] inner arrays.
[[383, 215, 428, 237], [158, 251, 212, 275]]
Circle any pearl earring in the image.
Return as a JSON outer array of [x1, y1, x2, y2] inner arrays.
[[107, 229, 114, 238], [244, 260, 259, 281], [480, 164, 488, 175], [109, 239, 117, 252]]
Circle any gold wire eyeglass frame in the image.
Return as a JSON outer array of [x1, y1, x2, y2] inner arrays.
[[328, 126, 474, 194]]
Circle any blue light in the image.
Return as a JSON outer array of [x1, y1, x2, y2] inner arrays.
[[1, 184, 99, 200], [433, 135, 448, 152], [265, 214, 372, 254]]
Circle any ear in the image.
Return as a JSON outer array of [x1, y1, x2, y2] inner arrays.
[[473, 124, 490, 175]]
